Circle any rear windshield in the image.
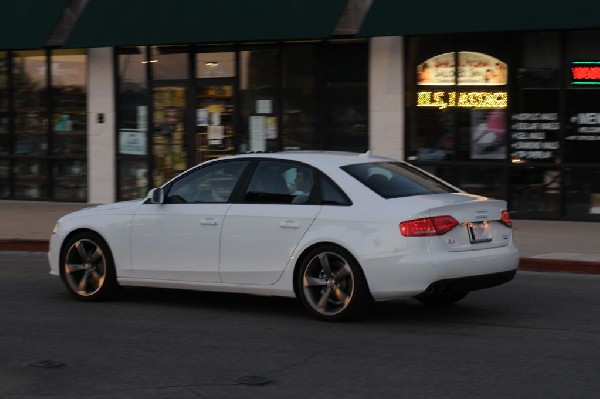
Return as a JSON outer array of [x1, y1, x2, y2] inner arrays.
[[342, 162, 457, 198]]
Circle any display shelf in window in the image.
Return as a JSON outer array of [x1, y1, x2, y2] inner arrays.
[[53, 181, 87, 201], [195, 85, 235, 164], [118, 160, 148, 200]]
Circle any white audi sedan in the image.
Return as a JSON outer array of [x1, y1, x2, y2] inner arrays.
[[49, 152, 518, 321]]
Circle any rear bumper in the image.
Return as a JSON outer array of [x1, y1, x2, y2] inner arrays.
[[361, 243, 519, 301], [418, 269, 517, 296]]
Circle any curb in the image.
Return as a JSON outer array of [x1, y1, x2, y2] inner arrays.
[[0, 239, 49, 252], [518, 257, 600, 275], [2, 239, 600, 275]]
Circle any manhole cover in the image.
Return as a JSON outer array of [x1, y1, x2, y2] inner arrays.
[[27, 360, 65, 369], [236, 376, 272, 386]]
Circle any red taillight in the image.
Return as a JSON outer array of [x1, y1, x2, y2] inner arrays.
[[400, 216, 458, 237], [501, 210, 512, 228]]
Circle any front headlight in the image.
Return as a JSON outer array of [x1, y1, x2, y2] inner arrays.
[[52, 222, 60, 234]]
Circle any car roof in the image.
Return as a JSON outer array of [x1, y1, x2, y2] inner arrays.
[[213, 151, 398, 169]]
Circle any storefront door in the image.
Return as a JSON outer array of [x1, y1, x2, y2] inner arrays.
[[195, 83, 235, 164]]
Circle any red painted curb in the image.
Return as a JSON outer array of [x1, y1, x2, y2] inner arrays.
[[0, 239, 49, 252], [519, 257, 600, 274]]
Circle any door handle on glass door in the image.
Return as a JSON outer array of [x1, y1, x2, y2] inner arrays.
[[200, 218, 218, 226]]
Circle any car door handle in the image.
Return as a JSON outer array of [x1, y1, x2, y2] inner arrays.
[[200, 218, 219, 226], [279, 220, 300, 229]]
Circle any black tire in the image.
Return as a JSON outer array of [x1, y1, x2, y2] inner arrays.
[[297, 245, 370, 321], [414, 290, 469, 306], [60, 231, 120, 301]]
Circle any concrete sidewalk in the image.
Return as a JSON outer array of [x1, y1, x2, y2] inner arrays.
[[1, 200, 600, 273]]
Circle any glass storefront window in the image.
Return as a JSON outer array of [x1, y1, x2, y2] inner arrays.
[[564, 90, 600, 163], [51, 49, 87, 156], [511, 166, 561, 219], [197, 52, 235, 78], [408, 109, 456, 161], [0, 160, 8, 198], [407, 34, 510, 162], [52, 160, 87, 201], [118, 46, 149, 131], [239, 47, 279, 153], [114, 41, 369, 201], [282, 45, 318, 150], [459, 166, 506, 200], [457, 109, 507, 161], [152, 86, 187, 186], [116, 46, 149, 200], [14, 159, 47, 199], [195, 85, 235, 163], [416, 165, 458, 187], [565, 168, 600, 220], [326, 41, 368, 152], [151, 45, 189, 80], [567, 30, 600, 64], [116, 46, 149, 199], [510, 90, 561, 164], [0, 51, 7, 156], [12, 50, 48, 156], [119, 160, 148, 200], [517, 32, 561, 88]]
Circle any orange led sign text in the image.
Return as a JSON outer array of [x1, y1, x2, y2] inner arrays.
[[417, 91, 508, 109]]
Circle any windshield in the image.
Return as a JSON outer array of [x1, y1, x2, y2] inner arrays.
[[342, 162, 457, 199]]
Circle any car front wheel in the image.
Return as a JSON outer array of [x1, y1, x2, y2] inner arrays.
[[60, 232, 119, 301], [297, 245, 370, 321]]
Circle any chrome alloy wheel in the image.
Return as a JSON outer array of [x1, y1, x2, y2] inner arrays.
[[302, 251, 355, 317], [64, 238, 107, 297]]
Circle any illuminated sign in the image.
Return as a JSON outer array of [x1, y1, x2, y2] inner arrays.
[[417, 52, 507, 86], [417, 91, 508, 109], [571, 62, 600, 85]]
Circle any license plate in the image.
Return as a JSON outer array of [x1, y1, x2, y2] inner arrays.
[[468, 222, 492, 243]]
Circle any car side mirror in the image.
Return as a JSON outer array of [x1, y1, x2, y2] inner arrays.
[[149, 188, 165, 204]]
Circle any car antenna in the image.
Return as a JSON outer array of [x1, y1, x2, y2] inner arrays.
[[359, 150, 371, 158]]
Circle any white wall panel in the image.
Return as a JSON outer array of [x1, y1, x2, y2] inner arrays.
[[87, 47, 115, 203], [369, 36, 404, 160]]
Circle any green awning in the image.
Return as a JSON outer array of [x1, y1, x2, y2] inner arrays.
[[0, 0, 69, 50], [64, 0, 347, 48], [359, 0, 600, 36]]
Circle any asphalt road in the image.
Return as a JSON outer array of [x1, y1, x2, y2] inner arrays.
[[1, 251, 600, 399]]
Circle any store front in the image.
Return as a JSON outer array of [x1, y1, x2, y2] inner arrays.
[[359, 0, 600, 221], [2, 0, 600, 223], [115, 41, 369, 200], [0, 49, 88, 201], [402, 31, 600, 221]]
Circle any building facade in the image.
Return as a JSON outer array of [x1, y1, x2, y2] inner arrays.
[[1, 0, 599, 221]]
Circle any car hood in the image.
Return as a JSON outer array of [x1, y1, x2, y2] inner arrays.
[[59, 200, 143, 221]]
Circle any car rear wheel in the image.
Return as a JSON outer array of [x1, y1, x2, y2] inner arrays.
[[60, 232, 119, 301], [297, 245, 370, 321], [414, 290, 469, 306]]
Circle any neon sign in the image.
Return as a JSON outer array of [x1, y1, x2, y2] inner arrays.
[[571, 62, 600, 85], [417, 91, 508, 109]]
